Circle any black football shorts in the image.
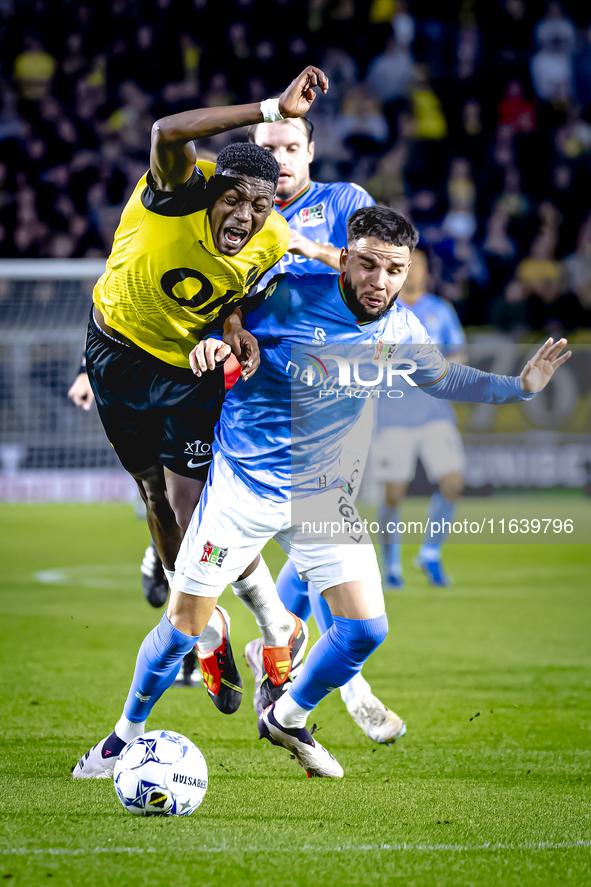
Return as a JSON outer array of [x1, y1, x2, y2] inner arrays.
[[85, 311, 224, 480]]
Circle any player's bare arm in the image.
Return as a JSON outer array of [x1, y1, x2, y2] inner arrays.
[[150, 66, 329, 191], [520, 337, 571, 392], [288, 230, 342, 271], [222, 308, 260, 380]]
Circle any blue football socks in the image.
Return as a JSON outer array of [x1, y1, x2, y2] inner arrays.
[[420, 491, 456, 557], [378, 501, 403, 577], [123, 614, 199, 723], [288, 614, 389, 711]]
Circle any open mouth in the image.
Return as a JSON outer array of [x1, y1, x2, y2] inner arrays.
[[364, 295, 383, 310], [221, 226, 249, 251]]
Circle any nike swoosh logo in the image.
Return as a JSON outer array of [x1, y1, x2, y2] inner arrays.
[[187, 457, 213, 469]]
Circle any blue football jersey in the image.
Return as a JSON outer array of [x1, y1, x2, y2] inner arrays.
[[274, 179, 374, 276], [217, 273, 445, 501], [377, 292, 466, 429]]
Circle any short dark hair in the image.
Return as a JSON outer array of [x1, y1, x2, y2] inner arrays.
[[347, 205, 419, 252], [248, 116, 314, 145], [215, 142, 280, 188]]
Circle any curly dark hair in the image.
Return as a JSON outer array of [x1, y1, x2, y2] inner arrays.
[[347, 205, 419, 252], [215, 142, 280, 187]]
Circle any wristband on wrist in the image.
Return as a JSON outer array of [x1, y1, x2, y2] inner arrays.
[[260, 97, 284, 123], [78, 355, 87, 376]]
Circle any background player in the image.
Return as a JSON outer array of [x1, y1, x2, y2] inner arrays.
[[252, 115, 373, 273], [73, 206, 571, 780], [374, 249, 467, 588]]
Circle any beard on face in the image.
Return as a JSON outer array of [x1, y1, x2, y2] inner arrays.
[[276, 169, 308, 202], [341, 271, 399, 323]]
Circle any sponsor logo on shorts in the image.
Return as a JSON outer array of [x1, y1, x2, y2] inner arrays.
[[200, 541, 228, 567], [300, 203, 325, 227], [184, 439, 212, 469], [187, 457, 213, 469], [185, 439, 212, 456]]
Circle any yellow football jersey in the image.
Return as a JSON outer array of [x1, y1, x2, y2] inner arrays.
[[93, 160, 290, 367]]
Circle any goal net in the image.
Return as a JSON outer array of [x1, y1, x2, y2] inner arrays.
[[0, 259, 136, 501]]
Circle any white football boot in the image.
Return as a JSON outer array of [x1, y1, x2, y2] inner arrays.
[[347, 695, 406, 745], [258, 703, 343, 778], [72, 732, 127, 779]]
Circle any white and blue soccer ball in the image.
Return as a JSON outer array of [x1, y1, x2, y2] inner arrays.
[[113, 730, 208, 816]]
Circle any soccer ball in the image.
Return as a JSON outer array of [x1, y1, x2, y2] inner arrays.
[[113, 730, 208, 816]]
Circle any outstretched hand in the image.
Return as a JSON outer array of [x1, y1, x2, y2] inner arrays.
[[520, 337, 572, 392], [278, 66, 329, 118]]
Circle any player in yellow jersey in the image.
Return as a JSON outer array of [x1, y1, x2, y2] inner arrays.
[[80, 67, 330, 721]]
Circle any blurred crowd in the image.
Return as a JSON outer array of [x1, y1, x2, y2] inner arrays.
[[0, 0, 590, 334]]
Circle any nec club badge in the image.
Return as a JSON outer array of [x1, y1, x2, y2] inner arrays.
[[373, 341, 397, 361], [200, 541, 228, 567], [300, 203, 325, 227]]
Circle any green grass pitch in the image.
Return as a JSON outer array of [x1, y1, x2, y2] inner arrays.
[[0, 501, 589, 886]]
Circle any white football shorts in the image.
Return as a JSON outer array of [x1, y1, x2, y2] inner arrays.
[[373, 419, 465, 484], [173, 451, 381, 598]]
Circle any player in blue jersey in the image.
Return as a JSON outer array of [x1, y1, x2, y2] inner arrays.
[[245, 116, 403, 743], [251, 115, 374, 274], [73, 206, 570, 779], [375, 249, 467, 588]]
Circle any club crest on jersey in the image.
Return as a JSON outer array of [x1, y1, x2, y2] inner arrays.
[[300, 203, 325, 227], [373, 341, 397, 361], [200, 541, 228, 567]]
